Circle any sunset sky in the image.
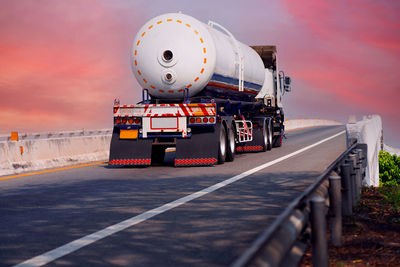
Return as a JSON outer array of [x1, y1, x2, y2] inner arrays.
[[1, 0, 399, 146]]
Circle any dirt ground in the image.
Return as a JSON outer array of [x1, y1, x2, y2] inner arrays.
[[300, 187, 400, 266]]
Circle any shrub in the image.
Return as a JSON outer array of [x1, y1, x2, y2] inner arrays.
[[379, 151, 400, 187]]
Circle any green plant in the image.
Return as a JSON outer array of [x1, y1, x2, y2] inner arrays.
[[379, 186, 400, 212], [379, 151, 400, 187]]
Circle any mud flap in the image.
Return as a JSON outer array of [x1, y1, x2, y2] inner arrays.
[[236, 117, 267, 153], [175, 125, 220, 167], [109, 127, 152, 167]]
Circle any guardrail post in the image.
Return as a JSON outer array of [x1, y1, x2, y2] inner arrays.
[[329, 175, 342, 246], [340, 163, 352, 216], [346, 155, 357, 207], [311, 196, 328, 267], [350, 153, 361, 202], [356, 149, 364, 182]]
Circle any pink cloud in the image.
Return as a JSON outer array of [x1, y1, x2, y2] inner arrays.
[[0, 0, 143, 133], [278, 0, 400, 145]]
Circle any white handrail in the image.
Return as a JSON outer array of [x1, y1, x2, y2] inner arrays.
[[0, 128, 113, 141]]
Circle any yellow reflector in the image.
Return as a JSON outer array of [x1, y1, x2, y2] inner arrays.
[[120, 129, 138, 139]]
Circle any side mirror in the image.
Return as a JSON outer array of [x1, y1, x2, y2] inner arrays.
[[284, 76, 291, 92]]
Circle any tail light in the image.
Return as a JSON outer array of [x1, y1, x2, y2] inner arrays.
[[115, 117, 142, 125], [188, 117, 216, 125]]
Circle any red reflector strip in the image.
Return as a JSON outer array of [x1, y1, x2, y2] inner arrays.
[[236, 146, 263, 152], [174, 158, 217, 166], [109, 159, 151, 166]]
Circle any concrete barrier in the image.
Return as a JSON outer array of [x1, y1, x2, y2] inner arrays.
[[0, 135, 111, 177], [384, 144, 400, 156], [346, 115, 382, 187], [285, 119, 342, 131], [0, 120, 343, 177]]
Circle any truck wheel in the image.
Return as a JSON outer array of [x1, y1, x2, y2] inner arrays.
[[261, 119, 272, 151], [218, 125, 227, 164], [273, 133, 282, 147], [266, 119, 272, 151], [225, 124, 235, 162]]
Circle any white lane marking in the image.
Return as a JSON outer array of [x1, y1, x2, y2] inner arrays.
[[14, 130, 345, 267]]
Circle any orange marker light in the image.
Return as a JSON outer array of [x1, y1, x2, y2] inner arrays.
[[209, 117, 215, 123], [196, 117, 201, 123]]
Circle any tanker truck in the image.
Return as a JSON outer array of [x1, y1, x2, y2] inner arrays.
[[109, 13, 292, 167]]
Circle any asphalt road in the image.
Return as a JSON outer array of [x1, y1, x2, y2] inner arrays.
[[0, 126, 346, 267]]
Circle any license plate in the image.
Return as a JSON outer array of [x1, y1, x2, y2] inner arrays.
[[120, 129, 138, 139], [150, 117, 178, 129]]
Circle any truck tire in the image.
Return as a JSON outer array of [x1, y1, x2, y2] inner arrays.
[[273, 133, 282, 147], [266, 119, 272, 151], [218, 125, 227, 164], [226, 124, 235, 162], [261, 119, 272, 151]]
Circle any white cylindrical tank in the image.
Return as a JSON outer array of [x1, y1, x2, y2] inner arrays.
[[131, 13, 265, 99]]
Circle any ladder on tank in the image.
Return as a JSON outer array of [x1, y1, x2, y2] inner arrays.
[[208, 21, 244, 92]]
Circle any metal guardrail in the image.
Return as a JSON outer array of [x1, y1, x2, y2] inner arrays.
[[232, 139, 367, 267], [0, 129, 113, 142]]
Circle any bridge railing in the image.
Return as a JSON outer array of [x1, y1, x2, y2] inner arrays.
[[231, 140, 367, 267]]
